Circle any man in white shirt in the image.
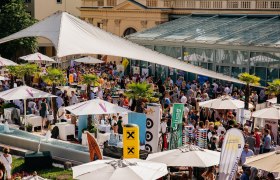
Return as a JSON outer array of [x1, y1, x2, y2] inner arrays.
[[180, 92, 187, 104], [57, 105, 67, 122], [70, 91, 79, 105], [96, 86, 103, 99], [224, 85, 230, 95]]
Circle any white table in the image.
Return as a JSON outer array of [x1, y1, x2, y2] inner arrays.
[[98, 124, 111, 133], [97, 133, 111, 145], [55, 123, 75, 141], [25, 114, 42, 131], [4, 108, 20, 122]]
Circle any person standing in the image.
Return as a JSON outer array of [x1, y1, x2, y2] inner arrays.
[[247, 131, 256, 152], [117, 116, 123, 134], [201, 166, 216, 180], [240, 144, 254, 165], [70, 91, 79, 105], [39, 99, 48, 131], [0, 147, 12, 180], [263, 129, 272, 153], [254, 127, 261, 154]]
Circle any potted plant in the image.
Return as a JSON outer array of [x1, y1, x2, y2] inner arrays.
[[25, 123, 33, 132]]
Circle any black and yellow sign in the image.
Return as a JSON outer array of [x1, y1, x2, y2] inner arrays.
[[123, 124, 139, 159]]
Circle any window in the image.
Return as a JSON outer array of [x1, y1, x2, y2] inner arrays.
[[98, 0, 104, 6], [163, 0, 171, 7], [200, 1, 211, 8], [25, 0, 31, 3], [107, 0, 116, 6], [241, 1, 251, 8], [57, 0, 62, 4], [213, 1, 222, 8], [146, 0, 157, 7], [271, 1, 280, 8], [256, 1, 268, 8], [227, 1, 238, 8]]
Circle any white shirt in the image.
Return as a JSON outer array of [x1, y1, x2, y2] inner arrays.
[[0, 153, 12, 170], [160, 122, 167, 134], [57, 106, 66, 120], [70, 94, 79, 105], [224, 87, 230, 94], [180, 95, 187, 104]]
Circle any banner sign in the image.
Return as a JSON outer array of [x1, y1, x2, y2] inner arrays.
[[219, 128, 245, 180], [123, 124, 139, 159], [171, 103, 184, 148], [128, 112, 147, 147]]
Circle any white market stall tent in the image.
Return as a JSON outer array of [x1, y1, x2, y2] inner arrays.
[[73, 56, 104, 64], [0, 11, 244, 84]]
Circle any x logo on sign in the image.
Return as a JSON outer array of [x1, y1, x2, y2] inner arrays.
[[127, 131, 135, 139], [128, 147, 134, 154]]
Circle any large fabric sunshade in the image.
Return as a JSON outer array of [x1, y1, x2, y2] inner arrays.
[[0, 11, 243, 84]]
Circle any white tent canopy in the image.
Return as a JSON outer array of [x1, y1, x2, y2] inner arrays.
[[199, 95, 254, 109], [252, 104, 280, 120], [267, 97, 277, 104], [74, 56, 104, 64], [65, 98, 131, 115], [0, 11, 244, 84], [245, 55, 278, 63], [0, 85, 56, 100], [0, 57, 18, 66], [19, 52, 55, 62], [147, 145, 220, 167]]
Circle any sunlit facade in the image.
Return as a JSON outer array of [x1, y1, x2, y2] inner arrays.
[[128, 14, 280, 85]]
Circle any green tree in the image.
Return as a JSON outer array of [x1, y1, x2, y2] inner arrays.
[[7, 63, 38, 86], [125, 82, 157, 112], [238, 72, 260, 109], [0, 0, 37, 60], [80, 74, 100, 129], [41, 68, 65, 123], [80, 74, 100, 100], [267, 79, 280, 104]]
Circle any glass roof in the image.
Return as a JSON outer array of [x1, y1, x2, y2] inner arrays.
[[129, 15, 280, 48]]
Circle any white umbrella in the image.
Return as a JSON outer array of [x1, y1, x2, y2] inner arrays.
[[0, 76, 9, 81], [0, 85, 57, 121], [74, 56, 104, 64], [0, 57, 18, 66], [245, 151, 280, 173], [267, 97, 277, 104], [19, 52, 55, 62], [57, 86, 76, 96], [72, 158, 168, 180], [252, 104, 280, 120], [65, 98, 131, 115], [199, 95, 254, 109], [147, 145, 220, 167]]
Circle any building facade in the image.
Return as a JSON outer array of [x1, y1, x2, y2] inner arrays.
[[25, 0, 82, 56], [80, 0, 280, 36]]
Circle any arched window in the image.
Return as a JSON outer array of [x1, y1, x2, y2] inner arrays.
[[123, 28, 137, 37]]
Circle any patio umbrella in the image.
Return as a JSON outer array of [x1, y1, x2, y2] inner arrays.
[[72, 158, 168, 180], [65, 98, 131, 115], [252, 104, 280, 120], [0, 76, 9, 81], [267, 97, 277, 104], [245, 151, 280, 173], [199, 95, 254, 109], [19, 52, 55, 63], [0, 85, 57, 121], [147, 145, 220, 167], [74, 56, 104, 64], [0, 57, 18, 66], [57, 86, 76, 96]]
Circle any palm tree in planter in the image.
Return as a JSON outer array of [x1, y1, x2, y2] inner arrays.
[[267, 79, 280, 104], [7, 64, 39, 86], [125, 82, 157, 113], [80, 74, 100, 129], [41, 67, 65, 123], [238, 72, 260, 110], [80, 74, 100, 101]]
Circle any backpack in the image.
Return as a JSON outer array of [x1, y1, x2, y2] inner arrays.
[[51, 126, 59, 139]]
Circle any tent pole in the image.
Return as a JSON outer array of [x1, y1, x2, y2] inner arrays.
[[24, 99, 27, 126]]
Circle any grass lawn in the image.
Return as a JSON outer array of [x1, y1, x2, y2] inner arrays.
[[12, 157, 73, 180]]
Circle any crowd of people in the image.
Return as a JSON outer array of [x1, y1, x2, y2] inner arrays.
[[0, 60, 279, 179]]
